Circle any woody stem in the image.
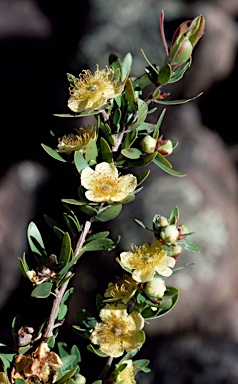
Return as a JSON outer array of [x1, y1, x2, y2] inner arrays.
[[43, 220, 91, 339]]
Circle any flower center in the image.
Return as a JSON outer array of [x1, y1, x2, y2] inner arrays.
[[111, 324, 123, 337], [87, 84, 98, 93]]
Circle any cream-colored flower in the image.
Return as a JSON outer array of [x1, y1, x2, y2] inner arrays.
[[104, 274, 139, 304], [68, 65, 124, 113], [90, 303, 145, 358], [57, 125, 97, 154], [120, 238, 175, 283], [113, 360, 136, 384], [81, 162, 137, 204], [11, 342, 62, 384]]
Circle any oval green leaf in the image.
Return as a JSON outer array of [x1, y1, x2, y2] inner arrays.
[[31, 282, 53, 298]]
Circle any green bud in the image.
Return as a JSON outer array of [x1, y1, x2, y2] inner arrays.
[[155, 215, 169, 229], [170, 15, 205, 67], [178, 224, 189, 240], [160, 224, 179, 243], [157, 139, 173, 155], [169, 244, 182, 258], [144, 277, 166, 298], [170, 37, 193, 66], [140, 135, 157, 154]]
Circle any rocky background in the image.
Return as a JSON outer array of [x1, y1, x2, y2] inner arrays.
[[0, 0, 238, 383]]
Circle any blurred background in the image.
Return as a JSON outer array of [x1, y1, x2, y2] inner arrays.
[[0, 0, 238, 383]]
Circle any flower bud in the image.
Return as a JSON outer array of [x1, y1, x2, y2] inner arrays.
[[178, 224, 189, 240], [170, 37, 193, 66], [157, 139, 173, 155], [144, 277, 166, 298], [170, 15, 205, 67], [160, 224, 179, 243], [169, 243, 182, 258], [155, 216, 169, 229], [140, 135, 157, 154]]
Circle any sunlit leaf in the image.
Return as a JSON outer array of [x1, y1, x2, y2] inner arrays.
[[74, 152, 88, 173], [41, 144, 67, 162]]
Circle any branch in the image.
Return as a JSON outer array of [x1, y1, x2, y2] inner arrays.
[[43, 220, 92, 339]]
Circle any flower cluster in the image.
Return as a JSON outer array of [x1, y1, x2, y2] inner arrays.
[[0, 11, 204, 384]]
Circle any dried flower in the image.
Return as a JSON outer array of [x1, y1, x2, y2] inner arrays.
[[113, 360, 136, 384], [11, 342, 62, 384], [57, 125, 97, 155], [89, 303, 145, 358], [104, 274, 139, 304], [0, 372, 10, 384], [81, 162, 137, 204], [68, 65, 124, 113], [120, 239, 175, 283]]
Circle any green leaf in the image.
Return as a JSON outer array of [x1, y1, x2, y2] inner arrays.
[[85, 231, 110, 242], [153, 157, 186, 177], [112, 108, 121, 131], [54, 109, 101, 118], [152, 92, 203, 105], [109, 53, 122, 79], [158, 64, 172, 85], [79, 205, 98, 216], [121, 52, 132, 81], [134, 359, 151, 373], [100, 123, 115, 145], [55, 365, 79, 384], [31, 282, 53, 298], [169, 59, 191, 83], [153, 108, 166, 140], [70, 345, 81, 366], [57, 288, 74, 321], [59, 232, 72, 267], [140, 49, 159, 76], [92, 204, 122, 222], [18, 253, 30, 279], [121, 147, 142, 159], [183, 239, 200, 253], [85, 139, 98, 164], [100, 137, 113, 163], [127, 152, 157, 167], [129, 99, 148, 130], [164, 285, 180, 296], [61, 199, 86, 206], [15, 379, 26, 384], [87, 344, 108, 357], [137, 170, 150, 186], [84, 238, 115, 252], [74, 152, 88, 174], [125, 78, 136, 110], [123, 129, 137, 149], [156, 152, 172, 168], [41, 144, 67, 162], [61, 355, 77, 370], [169, 206, 179, 224], [58, 248, 86, 277], [27, 221, 47, 258]]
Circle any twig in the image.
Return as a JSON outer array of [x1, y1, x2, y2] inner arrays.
[[43, 220, 92, 339]]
